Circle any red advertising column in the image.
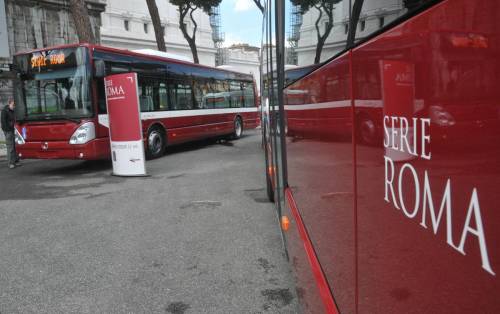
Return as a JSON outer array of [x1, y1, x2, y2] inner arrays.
[[105, 72, 147, 176], [380, 60, 416, 161]]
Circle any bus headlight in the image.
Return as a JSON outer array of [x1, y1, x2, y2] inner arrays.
[[69, 122, 96, 145], [14, 128, 25, 145]]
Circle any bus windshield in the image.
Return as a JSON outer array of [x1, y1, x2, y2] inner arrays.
[[14, 47, 92, 121]]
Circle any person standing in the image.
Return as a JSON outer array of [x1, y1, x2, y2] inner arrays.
[[1, 98, 19, 169]]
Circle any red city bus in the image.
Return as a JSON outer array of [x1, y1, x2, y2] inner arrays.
[[262, 0, 500, 313], [12, 44, 259, 160]]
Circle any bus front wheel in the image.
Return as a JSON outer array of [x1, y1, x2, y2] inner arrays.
[[232, 117, 243, 139], [147, 126, 166, 159]]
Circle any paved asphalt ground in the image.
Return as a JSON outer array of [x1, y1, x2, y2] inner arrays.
[[0, 130, 299, 313]]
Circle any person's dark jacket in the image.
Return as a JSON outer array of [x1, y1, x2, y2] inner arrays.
[[1, 105, 15, 132]]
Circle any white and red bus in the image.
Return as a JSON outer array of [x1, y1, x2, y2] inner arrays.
[[263, 0, 500, 313], [12, 44, 259, 160]]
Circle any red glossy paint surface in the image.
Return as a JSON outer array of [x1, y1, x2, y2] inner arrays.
[[285, 188, 339, 314], [105, 73, 142, 142], [15, 120, 110, 160], [281, 0, 500, 312], [17, 121, 81, 142], [285, 53, 355, 314], [16, 136, 109, 160], [353, 1, 500, 312], [282, 190, 330, 314]]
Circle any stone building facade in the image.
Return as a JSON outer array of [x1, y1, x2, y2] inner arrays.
[[0, 0, 106, 103], [100, 0, 216, 66], [294, 0, 407, 66]]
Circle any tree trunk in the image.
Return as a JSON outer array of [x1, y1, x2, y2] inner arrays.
[[347, 0, 364, 47], [69, 0, 95, 43], [313, 4, 334, 64], [314, 24, 333, 64], [146, 0, 166, 51], [185, 34, 199, 64], [314, 37, 325, 64], [179, 6, 199, 63], [253, 0, 264, 13], [180, 23, 199, 63]]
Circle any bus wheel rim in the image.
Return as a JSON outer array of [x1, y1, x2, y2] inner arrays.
[[235, 120, 242, 137], [149, 131, 162, 154]]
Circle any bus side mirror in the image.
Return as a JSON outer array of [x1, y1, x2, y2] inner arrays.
[[94, 59, 106, 78]]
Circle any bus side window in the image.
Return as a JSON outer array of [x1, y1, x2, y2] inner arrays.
[[109, 63, 130, 75], [168, 80, 194, 110], [203, 80, 216, 109], [214, 80, 230, 109], [230, 81, 243, 108], [244, 82, 255, 107], [159, 82, 169, 110], [192, 79, 207, 109], [138, 78, 155, 112], [97, 78, 107, 113]]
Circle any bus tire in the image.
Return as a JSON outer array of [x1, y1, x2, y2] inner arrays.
[[146, 126, 166, 159], [232, 116, 243, 139]]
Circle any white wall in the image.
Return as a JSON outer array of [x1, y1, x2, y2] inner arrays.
[[100, 0, 216, 66], [220, 48, 261, 93], [296, 0, 406, 66]]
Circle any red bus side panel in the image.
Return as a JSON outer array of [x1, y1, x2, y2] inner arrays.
[[353, 0, 500, 312], [285, 53, 355, 313]]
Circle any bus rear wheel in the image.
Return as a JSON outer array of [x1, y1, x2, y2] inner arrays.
[[232, 117, 243, 139], [147, 126, 166, 159]]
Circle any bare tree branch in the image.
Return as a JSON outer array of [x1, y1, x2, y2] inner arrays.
[[313, 2, 334, 63], [170, 0, 222, 64], [190, 6, 198, 39], [314, 5, 323, 39], [253, 0, 264, 13]]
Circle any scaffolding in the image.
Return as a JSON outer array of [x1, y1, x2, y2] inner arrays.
[[209, 5, 225, 66], [286, 4, 302, 65]]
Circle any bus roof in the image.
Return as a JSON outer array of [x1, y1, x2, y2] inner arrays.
[[131, 49, 193, 63], [14, 43, 253, 79]]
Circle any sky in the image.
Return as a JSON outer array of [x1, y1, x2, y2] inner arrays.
[[220, 0, 292, 48], [220, 0, 263, 48]]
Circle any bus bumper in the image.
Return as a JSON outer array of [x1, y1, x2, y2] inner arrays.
[[16, 138, 110, 160]]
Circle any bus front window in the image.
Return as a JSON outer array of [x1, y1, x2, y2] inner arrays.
[[15, 47, 92, 120]]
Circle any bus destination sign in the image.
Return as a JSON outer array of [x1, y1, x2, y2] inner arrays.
[[31, 52, 65, 68], [29, 49, 76, 71]]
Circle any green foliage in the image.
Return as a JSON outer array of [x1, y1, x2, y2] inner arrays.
[[169, 0, 222, 13]]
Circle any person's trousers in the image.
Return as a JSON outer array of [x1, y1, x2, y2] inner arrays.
[[3, 131, 17, 166]]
